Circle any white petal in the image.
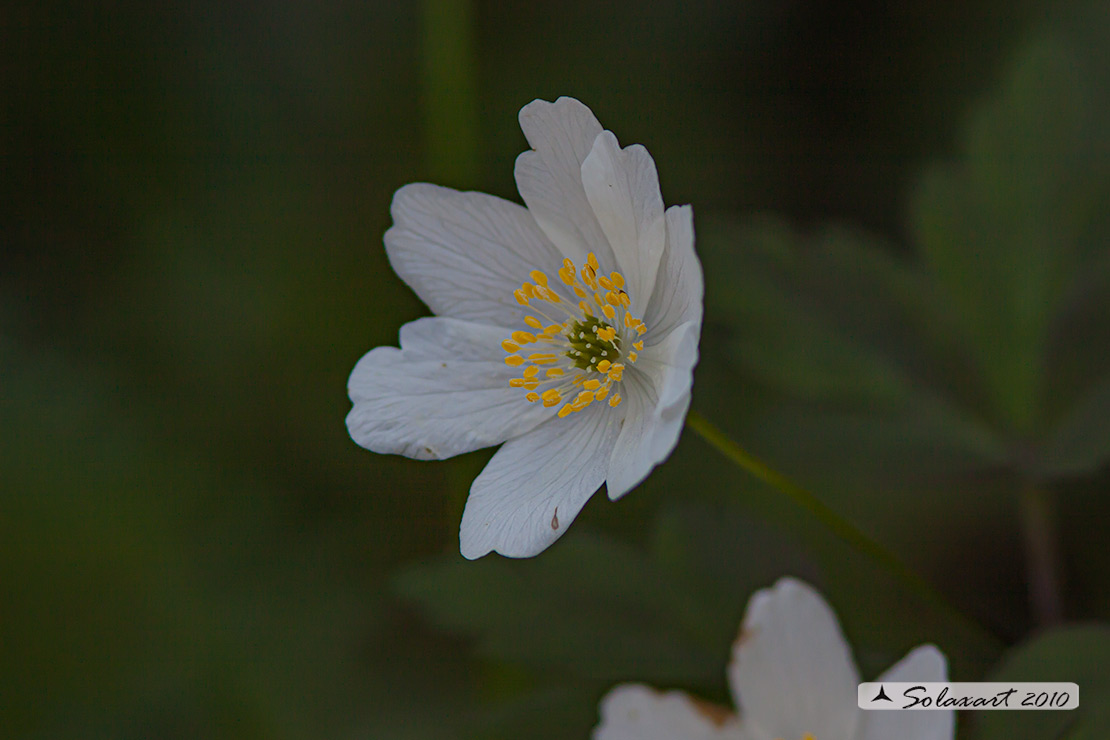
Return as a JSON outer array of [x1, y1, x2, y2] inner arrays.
[[514, 97, 617, 269], [727, 578, 860, 740], [384, 183, 563, 326], [859, 646, 954, 740], [459, 402, 618, 558], [594, 684, 746, 740], [644, 205, 703, 340], [346, 318, 549, 460], [605, 321, 699, 500], [581, 131, 666, 315]]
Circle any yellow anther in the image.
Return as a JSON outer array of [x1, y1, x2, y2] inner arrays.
[[512, 331, 537, 345], [578, 301, 593, 317], [573, 286, 587, 298], [505, 355, 524, 367], [541, 389, 561, 402], [610, 272, 625, 288], [605, 291, 620, 306], [596, 359, 611, 372], [528, 353, 556, 364], [609, 393, 622, 407], [523, 380, 539, 390], [509, 378, 526, 387], [596, 326, 616, 342], [598, 275, 614, 290], [602, 304, 616, 320], [525, 392, 540, 403], [539, 286, 561, 302], [624, 312, 633, 327], [529, 270, 549, 286], [545, 368, 565, 378], [501, 339, 520, 352], [537, 333, 553, 341], [587, 252, 599, 271], [583, 379, 602, 390], [514, 289, 529, 305], [633, 340, 644, 350], [582, 266, 597, 288], [523, 365, 539, 378], [636, 324, 647, 335], [618, 291, 630, 307], [593, 292, 604, 306], [628, 351, 638, 363], [544, 324, 563, 335], [542, 396, 561, 408], [607, 363, 625, 381], [522, 282, 536, 298], [559, 268, 575, 285], [563, 257, 575, 271], [571, 375, 584, 385], [524, 315, 543, 329], [596, 383, 611, 401], [558, 404, 573, 418]]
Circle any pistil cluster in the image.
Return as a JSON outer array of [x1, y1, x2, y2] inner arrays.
[[502, 253, 647, 419]]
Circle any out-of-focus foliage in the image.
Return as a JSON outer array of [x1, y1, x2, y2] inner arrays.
[[3, 0, 1108, 739], [974, 626, 1110, 740]]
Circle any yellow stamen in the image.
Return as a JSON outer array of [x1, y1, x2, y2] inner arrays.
[[578, 301, 593, 317], [541, 389, 561, 402], [514, 289, 529, 305], [529, 270, 548, 286], [624, 312, 633, 327], [523, 365, 539, 378], [559, 268, 574, 285], [545, 324, 563, 335], [501, 339, 520, 352], [610, 271, 625, 288], [587, 252, 599, 271], [512, 331, 537, 345], [583, 379, 601, 390], [528, 353, 556, 364], [596, 359, 611, 373], [557, 404, 573, 418], [525, 392, 540, 403], [605, 291, 620, 306], [524, 316, 543, 329], [583, 266, 597, 288], [598, 275, 614, 290], [602, 304, 616, 320], [509, 378, 526, 387], [574, 286, 587, 298], [522, 282, 536, 298], [505, 355, 524, 367], [618, 291, 630, 307], [596, 383, 611, 401], [545, 368, 565, 378], [596, 326, 616, 342], [633, 340, 643, 350], [628, 352, 638, 363], [609, 393, 622, 407]]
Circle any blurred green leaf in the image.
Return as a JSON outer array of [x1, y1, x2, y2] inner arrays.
[[910, 37, 1107, 432], [1036, 375, 1110, 476], [972, 625, 1110, 740]]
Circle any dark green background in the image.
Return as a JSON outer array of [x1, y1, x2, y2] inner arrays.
[[4, 1, 1108, 738]]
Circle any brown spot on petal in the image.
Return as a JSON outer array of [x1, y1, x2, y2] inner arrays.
[[551, 507, 559, 530], [689, 697, 735, 727]]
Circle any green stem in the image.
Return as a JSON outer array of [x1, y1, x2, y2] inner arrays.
[[686, 409, 1001, 648], [1018, 484, 1064, 625]]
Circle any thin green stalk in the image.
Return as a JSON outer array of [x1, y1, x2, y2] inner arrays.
[[1019, 484, 1064, 625], [420, 0, 480, 185], [686, 409, 1002, 649]]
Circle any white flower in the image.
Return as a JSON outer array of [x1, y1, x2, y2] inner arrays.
[[346, 97, 703, 559], [594, 578, 954, 740]]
